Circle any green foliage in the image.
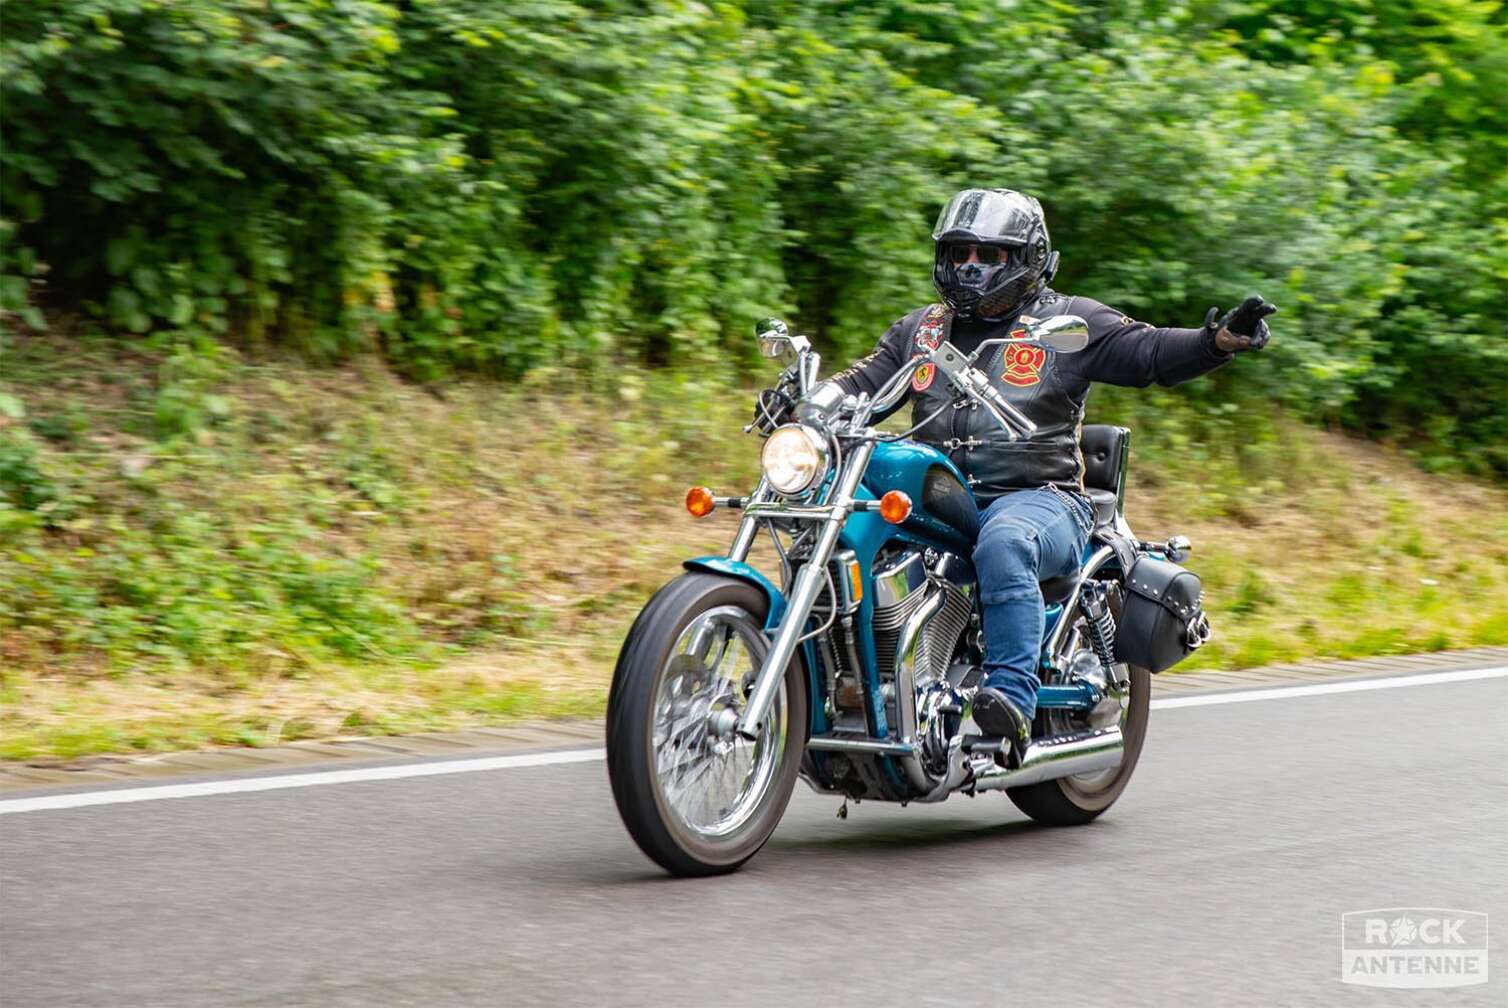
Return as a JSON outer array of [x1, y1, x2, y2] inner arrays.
[[2, 337, 1505, 758], [0, 428, 57, 513], [2, 1, 1505, 472]]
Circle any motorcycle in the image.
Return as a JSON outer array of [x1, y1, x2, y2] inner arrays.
[[607, 315, 1212, 876]]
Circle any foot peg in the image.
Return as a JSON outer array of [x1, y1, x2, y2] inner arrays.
[[971, 687, 1031, 763], [961, 733, 1023, 769]]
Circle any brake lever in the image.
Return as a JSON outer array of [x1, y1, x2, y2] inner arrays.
[[928, 342, 1038, 438]]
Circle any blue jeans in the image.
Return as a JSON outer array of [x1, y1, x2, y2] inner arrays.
[[972, 487, 1094, 720]]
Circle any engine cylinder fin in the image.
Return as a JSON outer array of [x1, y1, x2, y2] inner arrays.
[[916, 580, 971, 684], [872, 583, 928, 680]]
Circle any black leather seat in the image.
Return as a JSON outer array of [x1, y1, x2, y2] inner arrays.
[[1080, 424, 1129, 529]]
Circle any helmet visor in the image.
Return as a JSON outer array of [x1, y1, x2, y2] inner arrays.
[[932, 189, 1038, 245], [943, 242, 1033, 268]]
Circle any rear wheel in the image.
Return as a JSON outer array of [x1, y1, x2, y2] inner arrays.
[[607, 573, 807, 876], [1007, 614, 1150, 825]]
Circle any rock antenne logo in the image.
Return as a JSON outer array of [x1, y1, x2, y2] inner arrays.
[[1341, 908, 1488, 989]]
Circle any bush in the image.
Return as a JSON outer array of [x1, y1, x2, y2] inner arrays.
[[2, 1, 1504, 473]]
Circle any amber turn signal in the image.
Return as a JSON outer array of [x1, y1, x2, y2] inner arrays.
[[879, 490, 912, 524], [685, 486, 716, 518]]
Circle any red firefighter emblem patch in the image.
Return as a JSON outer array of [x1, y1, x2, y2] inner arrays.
[[911, 363, 936, 392], [1002, 331, 1045, 387]]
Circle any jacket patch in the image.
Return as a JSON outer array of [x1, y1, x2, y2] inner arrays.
[[1002, 335, 1046, 387], [914, 304, 948, 350], [911, 362, 936, 392]]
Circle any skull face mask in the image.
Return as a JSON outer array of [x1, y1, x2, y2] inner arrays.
[[931, 189, 1058, 322]]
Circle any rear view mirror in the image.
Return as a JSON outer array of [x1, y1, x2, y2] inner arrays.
[[1023, 315, 1090, 353], [755, 317, 810, 361], [756, 317, 794, 359]]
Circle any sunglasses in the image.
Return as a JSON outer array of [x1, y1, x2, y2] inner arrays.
[[945, 243, 1021, 267]]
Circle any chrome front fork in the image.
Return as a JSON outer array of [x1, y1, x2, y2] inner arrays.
[[726, 478, 769, 564], [735, 442, 874, 739]]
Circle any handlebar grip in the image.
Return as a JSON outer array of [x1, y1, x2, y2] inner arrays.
[[981, 386, 1038, 434], [976, 397, 1019, 441]]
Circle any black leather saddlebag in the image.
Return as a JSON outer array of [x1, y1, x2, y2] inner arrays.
[[1116, 555, 1210, 673]]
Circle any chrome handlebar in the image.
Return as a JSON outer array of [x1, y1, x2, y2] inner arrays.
[[786, 341, 1040, 441], [926, 342, 1037, 438], [767, 321, 1087, 441], [759, 313, 1087, 441]]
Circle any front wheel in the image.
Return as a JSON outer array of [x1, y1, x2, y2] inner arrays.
[[607, 573, 807, 876]]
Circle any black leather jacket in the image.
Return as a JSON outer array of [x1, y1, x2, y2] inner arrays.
[[832, 287, 1231, 505]]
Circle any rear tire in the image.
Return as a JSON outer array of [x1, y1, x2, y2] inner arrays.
[[607, 573, 807, 876], [1006, 663, 1150, 826]]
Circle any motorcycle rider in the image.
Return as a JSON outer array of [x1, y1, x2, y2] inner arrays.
[[829, 188, 1274, 754]]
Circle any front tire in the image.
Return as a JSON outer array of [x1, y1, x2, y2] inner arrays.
[[607, 573, 807, 876]]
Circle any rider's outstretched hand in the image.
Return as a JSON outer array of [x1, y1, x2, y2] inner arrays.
[[1203, 294, 1276, 353]]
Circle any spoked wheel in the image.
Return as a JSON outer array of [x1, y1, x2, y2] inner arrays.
[[1008, 607, 1150, 826], [608, 573, 807, 876]]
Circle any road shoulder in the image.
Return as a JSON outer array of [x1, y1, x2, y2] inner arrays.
[[4, 646, 1504, 794]]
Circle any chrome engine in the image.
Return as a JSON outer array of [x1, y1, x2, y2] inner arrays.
[[810, 544, 1130, 801], [871, 548, 974, 791]]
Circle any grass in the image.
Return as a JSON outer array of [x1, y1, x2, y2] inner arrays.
[[2, 327, 1506, 760]]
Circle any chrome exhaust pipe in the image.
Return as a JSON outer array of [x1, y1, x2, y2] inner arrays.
[[805, 725, 1123, 799], [969, 725, 1123, 792]]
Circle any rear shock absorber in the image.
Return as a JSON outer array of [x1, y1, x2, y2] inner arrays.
[[1079, 581, 1126, 689]]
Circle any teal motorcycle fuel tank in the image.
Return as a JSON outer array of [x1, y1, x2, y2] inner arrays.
[[860, 441, 979, 553], [827, 440, 980, 779]]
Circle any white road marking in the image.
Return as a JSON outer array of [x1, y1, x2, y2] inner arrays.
[[2, 665, 1504, 816], [0, 748, 606, 816], [1148, 665, 1507, 709]]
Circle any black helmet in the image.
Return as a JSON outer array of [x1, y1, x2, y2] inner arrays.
[[931, 188, 1058, 321]]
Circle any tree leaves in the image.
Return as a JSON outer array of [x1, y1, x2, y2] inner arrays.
[[1, 0, 1503, 472]]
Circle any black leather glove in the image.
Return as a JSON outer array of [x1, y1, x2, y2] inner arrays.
[[1203, 294, 1276, 353], [751, 386, 795, 435]]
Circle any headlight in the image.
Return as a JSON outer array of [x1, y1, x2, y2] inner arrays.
[[761, 424, 830, 495]]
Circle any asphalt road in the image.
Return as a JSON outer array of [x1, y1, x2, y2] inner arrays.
[[3, 675, 1505, 1007]]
